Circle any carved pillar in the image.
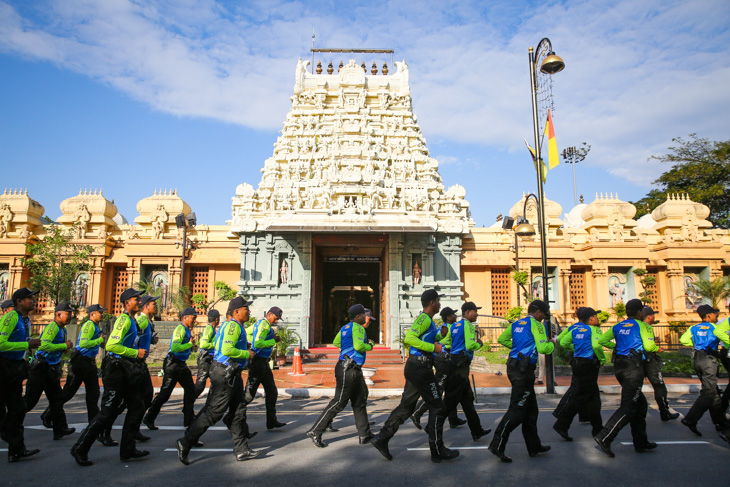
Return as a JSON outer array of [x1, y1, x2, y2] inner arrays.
[[388, 235, 404, 349], [424, 234, 436, 286], [666, 261, 684, 314], [127, 257, 140, 290], [88, 259, 104, 305], [558, 266, 571, 314], [9, 256, 25, 292], [592, 261, 609, 311], [265, 233, 275, 282]]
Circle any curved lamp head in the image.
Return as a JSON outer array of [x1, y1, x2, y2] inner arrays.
[[514, 216, 536, 237], [540, 51, 565, 74]]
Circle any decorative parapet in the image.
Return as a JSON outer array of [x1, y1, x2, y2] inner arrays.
[[57, 189, 118, 239], [581, 193, 637, 242], [229, 59, 472, 235], [0, 188, 45, 239], [134, 189, 192, 240], [651, 193, 711, 243], [508, 193, 563, 240]]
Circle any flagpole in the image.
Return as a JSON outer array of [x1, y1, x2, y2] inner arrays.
[[528, 38, 564, 395]]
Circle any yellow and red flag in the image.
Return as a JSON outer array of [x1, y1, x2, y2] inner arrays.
[[544, 109, 560, 170], [524, 138, 546, 183]]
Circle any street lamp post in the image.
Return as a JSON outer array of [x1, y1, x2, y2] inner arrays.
[[175, 212, 197, 288], [562, 143, 591, 206], [529, 37, 564, 394]]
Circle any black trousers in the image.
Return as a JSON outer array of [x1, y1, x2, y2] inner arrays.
[[413, 353, 459, 425], [443, 359, 483, 433], [489, 361, 542, 454], [24, 360, 69, 434], [310, 360, 372, 437], [0, 357, 30, 455], [685, 351, 729, 430], [554, 357, 602, 436], [643, 353, 671, 418], [194, 351, 214, 398], [106, 361, 153, 437], [378, 354, 448, 454], [596, 355, 649, 447], [245, 355, 279, 427], [182, 362, 251, 455], [42, 354, 99, 424], [73, 356, 145, 458], [719, 352, 730, 415], [145, 355, 196, 426]]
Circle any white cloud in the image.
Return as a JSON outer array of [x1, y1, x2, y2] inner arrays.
[[1, 0, 728, 189]]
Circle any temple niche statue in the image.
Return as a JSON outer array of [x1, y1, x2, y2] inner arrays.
[[279, 260, 288, 285], [412, 262, 422, 285]]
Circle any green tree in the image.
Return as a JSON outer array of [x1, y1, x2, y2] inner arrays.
[[690, 277, 730, 309], [612, 302, 626, 321], [632, 134, 730, 228], [23, 221, 95, 306], [191, 281, 238, 312], [633, 268, 656, 304]]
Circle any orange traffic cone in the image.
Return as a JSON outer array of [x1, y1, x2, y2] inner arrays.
[[288, 347, 305, 376]]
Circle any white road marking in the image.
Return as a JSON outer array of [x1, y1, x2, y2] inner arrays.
[[407, 446, 490, 451], [619, 441, 709, 445], [163, 447, 270, 452]]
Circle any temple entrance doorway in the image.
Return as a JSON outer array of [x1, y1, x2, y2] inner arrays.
[[311, 234, 388, 346]]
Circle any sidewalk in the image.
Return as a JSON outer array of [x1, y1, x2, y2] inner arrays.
[[131, 365, 708, 398]]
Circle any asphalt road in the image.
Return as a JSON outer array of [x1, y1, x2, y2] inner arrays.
[[4, 392, 728, 486]]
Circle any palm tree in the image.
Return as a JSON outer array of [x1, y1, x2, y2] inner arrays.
[[691, 277, 730, 309]]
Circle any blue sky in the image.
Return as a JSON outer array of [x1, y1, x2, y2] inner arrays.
[[1, 0, 729, 226]]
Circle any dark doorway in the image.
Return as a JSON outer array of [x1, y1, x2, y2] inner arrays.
[[321, 261, 380, 344]]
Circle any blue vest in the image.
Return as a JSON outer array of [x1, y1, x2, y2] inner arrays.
[[339, 322, 367, 366], [251, 318, 275, 359], [0, 310, 30, 360], [509, 316, 539, 364], [75, 320, 102, 358], [571, 324, 596, 359], [109, 313, 139, 359], [214, 319, 249, 368], [612, 319, 644, 356], [168, 324, 192, 361], [410, 314, 437, 357], [689, 322, 720, 351], [36, 323, 66, 365], [137, 314, 154, 358], [449, 319, 473, 360]]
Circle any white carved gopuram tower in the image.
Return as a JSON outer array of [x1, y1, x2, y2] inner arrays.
[[229, 57, 472, 349]]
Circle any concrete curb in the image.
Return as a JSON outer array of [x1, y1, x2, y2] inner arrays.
[[79, 382, 701, 398]]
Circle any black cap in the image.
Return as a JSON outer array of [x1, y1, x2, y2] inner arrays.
[[227, 296, 253, 314], [87, 304, 107, 314], [461, 302, 482, 313], [119, 288, 143, 303], [139, 295, 160, 307], [267, 306, 283, 319], [348, 304, 366, 318], [420, 289, 444, 305], [697, 304, 720, 318], [1, 299, 13, 309], [181, 307, 197, 318], [12, 287, 39, 303], [642, 306, 656, 316], [440, 307, 457, 320], [625, 299, 644, 316], [207, 309, 220, 321], [576, 307, 597, 321], [54, 302, 74, 313], [364, 308, 377, 321], [527, 299, 549, 313]]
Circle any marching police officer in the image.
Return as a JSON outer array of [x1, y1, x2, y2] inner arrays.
[[71, 288, 149, 466], [553, 307, 605, 440], [176, 296, 260, 465], [144, 307, 198, 429], [714, 312, 730, 416], [194, 309, 220, 398], [307, 303, 374, 447], [41, 304, 107, 434], [371, 289, 459, 463], [411, 306, 466, 430], [1, 299, 12, 314], [679, 304, 730, 445], [442, 302, 491, 441], [641, 306, 679, 421], [0, 288, 42, 462], [24, 302, 76, 440], [488, 299, 554, 462], [594, 299, 657, 457], [245, 306, 287, 430]]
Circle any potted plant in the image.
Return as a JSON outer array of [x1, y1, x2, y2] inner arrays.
[[274, 326, 300, 367]]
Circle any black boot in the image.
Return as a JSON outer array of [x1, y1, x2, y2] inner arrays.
[[370, 434, 392, 460], [430, 445, 460, 463], [9, 448, 41, 463], [97, 434, 118, 447], [176, 439, 190, 466], [488, 445, 512, 463], [70, 446, 92, 466], [306, 430, 327, 448], [53, 427, 76, 440]]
